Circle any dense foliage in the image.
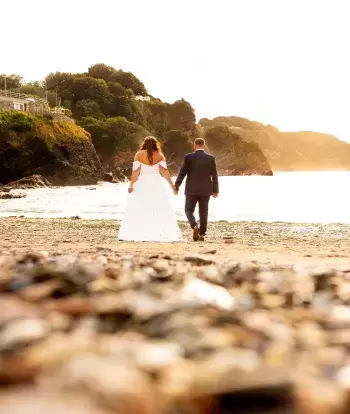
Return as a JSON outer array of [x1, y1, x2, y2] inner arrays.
[[200, 116, 350, 171], [43, 64, 197, 164], [0, 74, 23, 90], [3, 65, 350, 173], [1, 64, 198, 168], [0, 110, 101, 185], [0, 110, 89, 149], [79, 116, 147, 166], [162, 130, 194, 169]]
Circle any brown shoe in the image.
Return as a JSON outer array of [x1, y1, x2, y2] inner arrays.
[[199, 235, 205, 242], [193, 224, 200, 241]]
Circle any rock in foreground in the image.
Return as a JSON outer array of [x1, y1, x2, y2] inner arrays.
[[0, 251, 350, 412]]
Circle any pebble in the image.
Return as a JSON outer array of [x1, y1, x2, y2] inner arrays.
[[184, 254, 216, 266], [0, 318, 48, 352], [0, 251, 349, 412]]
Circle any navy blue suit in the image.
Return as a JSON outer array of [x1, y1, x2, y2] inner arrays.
[[175, 150, 219, 236]]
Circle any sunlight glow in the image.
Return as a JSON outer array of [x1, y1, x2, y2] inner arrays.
[[2, 0, 349, 140]]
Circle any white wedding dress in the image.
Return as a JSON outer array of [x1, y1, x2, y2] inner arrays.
[[118, 160, 182, 242]]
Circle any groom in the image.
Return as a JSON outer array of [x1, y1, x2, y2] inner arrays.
[[175, 138, 219, 241]]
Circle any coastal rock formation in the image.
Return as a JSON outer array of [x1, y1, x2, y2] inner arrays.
[[115, 133, 273, 177], [216, 143, 273, 176], [0, 111, 102, 186], [1, 175, 52, 190], [0, 250, 350, 412], [204, 125, 273, 176], [200, 116, 350, 171]]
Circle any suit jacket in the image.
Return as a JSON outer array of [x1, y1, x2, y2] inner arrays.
[[175, 150, 219, 196]]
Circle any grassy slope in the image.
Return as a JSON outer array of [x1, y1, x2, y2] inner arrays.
[[0, 110, 90, 150]]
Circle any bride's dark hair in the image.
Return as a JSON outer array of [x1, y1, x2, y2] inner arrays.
[[140, 136, 161, 165]]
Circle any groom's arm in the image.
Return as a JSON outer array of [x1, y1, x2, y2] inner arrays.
[[175, 154, 189, 190], [211, 157, 219, 194]]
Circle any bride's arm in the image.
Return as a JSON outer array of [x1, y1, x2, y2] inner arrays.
[[159, 155, 177, 194], [128, 153, 141, 193]]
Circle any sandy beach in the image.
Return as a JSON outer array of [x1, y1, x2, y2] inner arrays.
[[1, 217, 350, 266]]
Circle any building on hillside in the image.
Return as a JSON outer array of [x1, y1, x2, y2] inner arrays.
[[135, 95, 151, 101], [0, 89, 49, 113]]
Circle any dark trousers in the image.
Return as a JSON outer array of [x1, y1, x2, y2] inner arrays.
[[185, 195, 210, 236]]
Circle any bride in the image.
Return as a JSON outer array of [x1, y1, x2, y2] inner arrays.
[[118, 136, 182, 242]]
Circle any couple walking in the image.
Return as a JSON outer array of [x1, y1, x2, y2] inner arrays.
[[118, 136, 219, 242]]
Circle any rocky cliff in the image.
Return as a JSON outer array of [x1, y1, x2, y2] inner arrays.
[[200, 116, 350, 171], [113, 133, 273, 178], [203, 125, 273, 176], [215, 141, 273, 176], [0, 110, 102, 185]]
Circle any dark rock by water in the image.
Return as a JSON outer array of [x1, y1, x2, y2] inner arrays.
[[0, 111, 102, 186], [162, 126, 274, 176], [0, 192, 27, 199], [2, 175, 52, 190], [102, 172, 114, 182]]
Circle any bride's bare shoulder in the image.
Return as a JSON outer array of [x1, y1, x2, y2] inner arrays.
[[134, 151, 143, 161]]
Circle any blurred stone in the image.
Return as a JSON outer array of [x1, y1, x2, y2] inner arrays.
[[184, 254, 216, 266], [44, 297, 94, 316], [294, 375, 345, 414], [179, 277, 235, 311], [57, 356, 157, 414], [0, 387, 111, 414], [0, 318, 48, 352], [19, 280, 62, 302], [0, 296, 42, 327], [134, 341, 182, 372], [1, 250, 350, 412]]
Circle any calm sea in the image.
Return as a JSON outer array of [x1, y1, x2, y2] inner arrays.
[[1, 171, 350, 224]]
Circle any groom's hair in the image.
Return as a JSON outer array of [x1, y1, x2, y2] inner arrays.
[[194, 138, 205, 147]]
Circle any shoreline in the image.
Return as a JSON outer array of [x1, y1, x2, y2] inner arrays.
[[1, 217, 350, 267]]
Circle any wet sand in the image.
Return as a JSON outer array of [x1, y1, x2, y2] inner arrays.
[[1, 217, 350, 267]]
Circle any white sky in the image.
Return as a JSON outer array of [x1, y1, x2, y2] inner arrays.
[[2, 0, 350, 141]]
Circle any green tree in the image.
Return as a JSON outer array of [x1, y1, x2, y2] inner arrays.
[[88, 63, 115, 81], [109, 70, 147, 96], [0, 74, 23, 90], [17, 81, 44, 96], [144, 100, 170, 139], [46, 73, 111, 114], [88, 64, 147, 95], [75, 99, 104, 119], [162, 130, 193, 166], [107, 82, 133, 99], [80, 116, 147, 164], [45, 72, 74, 93], [69, 76, 109, 105], [167, 99, 197, 136]]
